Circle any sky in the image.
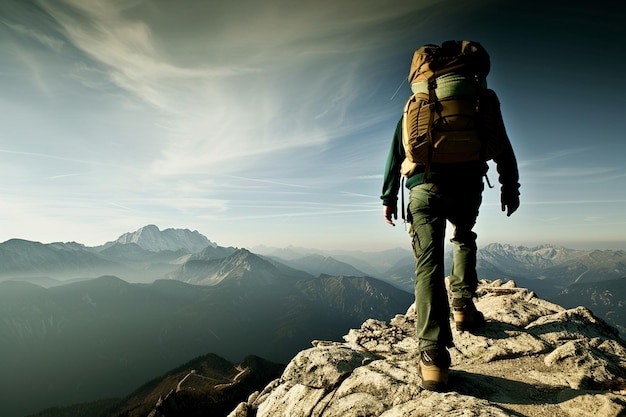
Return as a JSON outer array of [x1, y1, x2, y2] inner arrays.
[[1, 0, 625, 252]]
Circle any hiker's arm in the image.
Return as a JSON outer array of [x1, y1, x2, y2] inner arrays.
[[482, 89, 520, 217], [381, 119, 404, 226]]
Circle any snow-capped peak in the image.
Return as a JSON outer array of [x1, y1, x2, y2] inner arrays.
[[113, 225, 216, 253]]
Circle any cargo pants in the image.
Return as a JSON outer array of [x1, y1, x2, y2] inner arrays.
[[407, 179, 483, 352]]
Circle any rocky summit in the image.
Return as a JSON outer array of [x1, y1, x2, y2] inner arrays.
[[227, 280, 626, 417]]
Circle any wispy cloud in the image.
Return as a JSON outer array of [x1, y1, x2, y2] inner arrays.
[[0, 149, 105, 165], [516, 147, 626, 185], [1, 19, 65, 51], [520, 165, 626, 184], [46, 173, 84, 180], [484, 199, 626, 207], [517, 147, 591, 168], [28, 0, 429, 179], [38, 0, 212, 111]]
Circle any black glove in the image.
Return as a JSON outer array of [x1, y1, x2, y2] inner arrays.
[[501, 186, 520, 217]]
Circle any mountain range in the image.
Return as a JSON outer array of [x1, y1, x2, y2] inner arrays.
[[2, 226, 625, 335], [1, 225, 625, 416], [27, 280, 626, 417], [476, 243, 626, 289], [2, 271, 412, 417], [0, 226, 413, 417]]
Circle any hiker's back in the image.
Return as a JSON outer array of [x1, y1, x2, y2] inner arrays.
[[401, 40, 510, 179]]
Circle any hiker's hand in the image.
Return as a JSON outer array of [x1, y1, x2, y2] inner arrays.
[[501, 190, 520, 217], [384, 205, 397, 226]]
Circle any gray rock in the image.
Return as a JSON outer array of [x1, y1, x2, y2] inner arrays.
[[228, 280, 626, 417]]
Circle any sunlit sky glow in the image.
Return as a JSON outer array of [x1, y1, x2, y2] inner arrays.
[[1, 0, 625, 251]]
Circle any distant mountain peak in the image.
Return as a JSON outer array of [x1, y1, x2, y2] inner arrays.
[[223, 248, 280, 273], [478, 242, 586, 271], [168, 247, 314, 286], [110, 225, 216, 253]]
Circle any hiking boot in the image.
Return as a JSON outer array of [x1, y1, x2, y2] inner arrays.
[[452, 297, 485, 331], [418, 348, 451, 391]]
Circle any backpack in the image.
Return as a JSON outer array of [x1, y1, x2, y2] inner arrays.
[[400, 40, 509, 179]]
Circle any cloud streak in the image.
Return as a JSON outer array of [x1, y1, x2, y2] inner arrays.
[[27, 0, 431, 179], [1, 19, 65, 51]]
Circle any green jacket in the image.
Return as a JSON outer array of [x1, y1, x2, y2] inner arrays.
[[380, 118, 520, 206]]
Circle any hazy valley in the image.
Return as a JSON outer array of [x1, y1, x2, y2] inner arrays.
[[1, 225, 625, 417]]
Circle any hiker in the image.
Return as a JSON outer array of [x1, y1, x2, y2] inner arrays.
[[380, 40, 520, 391]]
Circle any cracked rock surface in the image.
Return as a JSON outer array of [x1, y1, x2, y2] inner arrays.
[[228, 280, 626, 417]]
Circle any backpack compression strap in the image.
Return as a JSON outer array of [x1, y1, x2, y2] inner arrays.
[[423, 73, 438, 183]]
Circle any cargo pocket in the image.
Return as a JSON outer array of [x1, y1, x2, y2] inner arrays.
[[408, 183, 442, 256]]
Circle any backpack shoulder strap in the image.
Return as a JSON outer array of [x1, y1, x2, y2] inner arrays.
[[423, 72, 439, 183], [401, 94, 414, 148]]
